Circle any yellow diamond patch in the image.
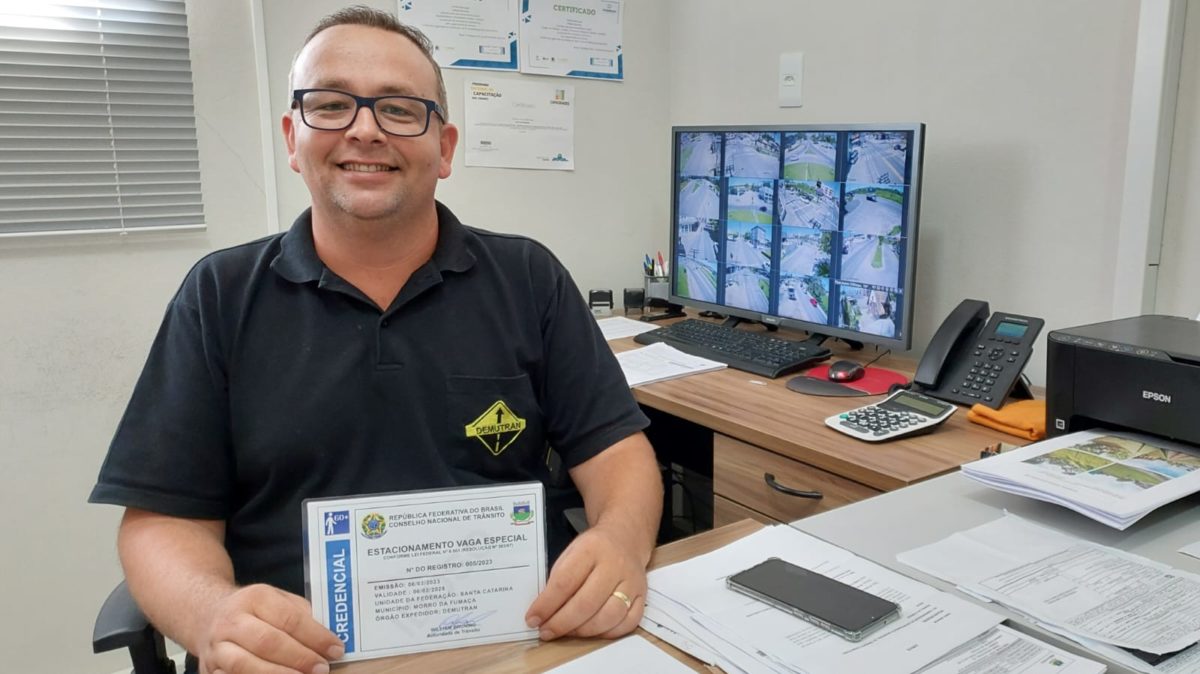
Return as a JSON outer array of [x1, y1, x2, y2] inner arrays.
[[465, 400, 527, 456]]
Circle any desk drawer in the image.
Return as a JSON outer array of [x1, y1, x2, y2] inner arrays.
[[714, 434, 880, 522], [714, 495, 779, 528]]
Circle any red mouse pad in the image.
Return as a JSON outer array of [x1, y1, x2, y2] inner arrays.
[[793, 364, 910, 396]]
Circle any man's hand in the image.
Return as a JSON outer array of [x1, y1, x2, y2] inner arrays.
[[197, 584, 345, 674], [118, 509, 346, 674], [523, 523, 648, 640]]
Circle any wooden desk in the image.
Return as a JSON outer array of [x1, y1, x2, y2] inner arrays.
[[336, 520, 763, 673], [609, 330, 1018, 526]]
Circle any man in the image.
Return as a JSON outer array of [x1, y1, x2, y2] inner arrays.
[[89, 7, 662, 674]]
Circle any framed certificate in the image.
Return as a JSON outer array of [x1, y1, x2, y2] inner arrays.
[[304, 482, 547, 661], [519, 0, 623, 80], [399, 0, 520, 71]]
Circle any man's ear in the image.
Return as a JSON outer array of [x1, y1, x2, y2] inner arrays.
[[438, 122, 459, 179], [282, 112, 300, 174]]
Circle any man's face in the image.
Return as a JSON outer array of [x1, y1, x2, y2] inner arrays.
[[283, 25, 457, 224]]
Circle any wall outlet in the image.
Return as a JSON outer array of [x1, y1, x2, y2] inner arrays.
[[779, 52, 804, 108]]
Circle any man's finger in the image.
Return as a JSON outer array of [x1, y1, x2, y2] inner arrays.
[[525, 549, 596, 627], [598, 594, 644, 639], [206, 638, 317, 674], [535, 566, 618, 639], [254, 590, 345, 660], [568, 588, 637, 638], [223, 614, 332, 674]]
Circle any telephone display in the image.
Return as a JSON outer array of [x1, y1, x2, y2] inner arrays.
[[995, 321, 1029, 339], [912, 299, 1044, 410]]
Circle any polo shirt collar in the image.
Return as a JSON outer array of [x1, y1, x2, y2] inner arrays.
[[270, 201, 477, 286], [431, 201, 476, 274]]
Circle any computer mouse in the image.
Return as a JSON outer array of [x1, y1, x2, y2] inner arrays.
[[827, 360, 866, 383]]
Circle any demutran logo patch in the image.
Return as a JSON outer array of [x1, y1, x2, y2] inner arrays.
[[465, 400, 526, 456]]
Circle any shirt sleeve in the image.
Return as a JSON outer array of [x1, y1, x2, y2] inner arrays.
[[88, 271, 234, 518], [535, 259, 650, 468]]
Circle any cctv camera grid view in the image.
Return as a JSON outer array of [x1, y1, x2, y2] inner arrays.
[[673, 129, 915, 341]]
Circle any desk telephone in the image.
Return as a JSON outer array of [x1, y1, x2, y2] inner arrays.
[[911, 299, 1044, 410]]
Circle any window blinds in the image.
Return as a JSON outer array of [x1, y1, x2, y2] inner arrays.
[[0, 0, 204, 236]]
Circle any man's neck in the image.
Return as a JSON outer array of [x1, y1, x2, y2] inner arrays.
[[310, 205, 440, 310]]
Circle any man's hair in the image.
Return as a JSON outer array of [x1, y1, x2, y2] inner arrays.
[[288, 5, 448, 118]]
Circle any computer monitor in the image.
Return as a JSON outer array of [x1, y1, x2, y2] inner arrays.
[[670, 123, 925, 350]]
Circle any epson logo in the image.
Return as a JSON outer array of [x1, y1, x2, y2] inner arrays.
[[1142, 390, 1172, 404]]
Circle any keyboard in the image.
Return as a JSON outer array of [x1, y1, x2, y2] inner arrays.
[[633, 318, 832, 378]]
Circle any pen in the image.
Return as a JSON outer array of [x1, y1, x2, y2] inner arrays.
[[657, 251, 666, 277], [644, 254, 654, 276]]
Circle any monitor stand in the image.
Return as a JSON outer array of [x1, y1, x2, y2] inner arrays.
[[722, 316, 778, 332], [716, 319, 870, 353], [719, 319, 865, 349], [800, 331, 864, 350]]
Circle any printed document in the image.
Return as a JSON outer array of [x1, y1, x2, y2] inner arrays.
[[519, 0, 622, 79], [464, 79, 574, 170], [544, 635, 696, 673], [595, 316, 659, 341], [917, 625, 1105, 674], [643, 524, 1003, 674], [898, 514, 1200, 657], [615, 341, 725, 387], [304, 483, 546, 662], [961, 430, 1200, 529], [1180, 540, 1200, 562], [399, 0, 519, 71]]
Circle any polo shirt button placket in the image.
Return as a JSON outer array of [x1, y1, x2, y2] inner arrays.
[[377, 315, 404, 368]]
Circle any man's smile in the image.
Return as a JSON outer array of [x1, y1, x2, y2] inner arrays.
[[337, 162, 398, 172]]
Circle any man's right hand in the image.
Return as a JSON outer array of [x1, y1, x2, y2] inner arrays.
[[196, 584, 345, 674]]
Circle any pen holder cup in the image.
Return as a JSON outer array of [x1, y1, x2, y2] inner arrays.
[[644, 275, 670, 307]]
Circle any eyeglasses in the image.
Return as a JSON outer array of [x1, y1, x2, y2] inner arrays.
[[291, 88, 445, 137]]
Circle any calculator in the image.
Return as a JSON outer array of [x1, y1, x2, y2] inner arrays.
[[825, 389, 956, 442]]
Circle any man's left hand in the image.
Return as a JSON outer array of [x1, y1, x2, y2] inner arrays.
[[524, 523, 646, 640]]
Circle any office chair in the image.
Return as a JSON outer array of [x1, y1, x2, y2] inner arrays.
[[93, 580, 176, 674]]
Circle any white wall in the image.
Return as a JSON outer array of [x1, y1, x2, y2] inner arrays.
[[0, 1, 1164, 672], [0, 2, 670, 672], [668, 0, 1140, 382], [0, 0, 270, 671], [260, 0, 672, 300], [1157, 0, 1200, 316]]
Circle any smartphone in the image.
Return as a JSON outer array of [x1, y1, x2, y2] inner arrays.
[[726, 557, 901, 642]]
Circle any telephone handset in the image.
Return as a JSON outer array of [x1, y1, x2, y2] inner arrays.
[[911, 299, 1044, 410]]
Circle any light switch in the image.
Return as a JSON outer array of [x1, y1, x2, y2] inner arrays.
[[779, 52, 804, 108]]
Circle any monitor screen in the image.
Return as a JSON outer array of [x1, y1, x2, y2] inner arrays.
[[670, 123, 925, 349]]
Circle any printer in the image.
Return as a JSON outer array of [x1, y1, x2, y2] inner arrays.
[[1046, 315, 1200, 445]]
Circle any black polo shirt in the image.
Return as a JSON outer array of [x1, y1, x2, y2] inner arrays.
[[90, 202, 648, 596]]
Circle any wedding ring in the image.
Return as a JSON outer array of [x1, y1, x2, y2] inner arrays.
[[611, 590, 633, 610]]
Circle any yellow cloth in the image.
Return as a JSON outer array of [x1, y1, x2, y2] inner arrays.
[[967, 399, 1046, 441]]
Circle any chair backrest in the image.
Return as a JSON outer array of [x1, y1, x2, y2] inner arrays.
[[93, 580, 176, 674]]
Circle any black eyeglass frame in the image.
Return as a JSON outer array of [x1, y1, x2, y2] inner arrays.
[[291, 88, 446, 137]]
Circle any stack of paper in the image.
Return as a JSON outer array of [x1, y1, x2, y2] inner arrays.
[[641, 524, 1010, 674], [595, 316, 661, 341], [899, 514, 1200, 673], [961, 429, 1200, 529], [544, 635, 696, 673], [920, 626, 1105, 674], [614, 342, 725, 388]]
